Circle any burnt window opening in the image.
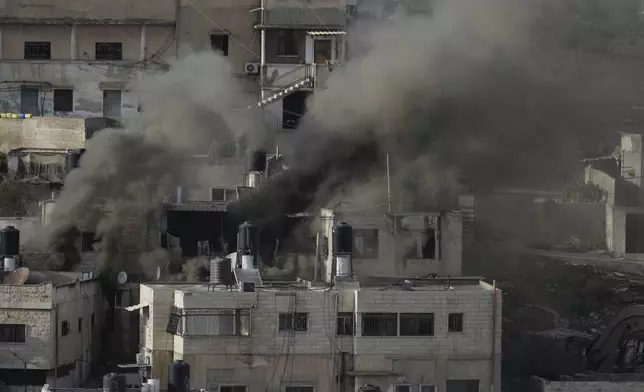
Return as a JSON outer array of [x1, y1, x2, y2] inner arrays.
[[277, 29, 298, 56], [336, 312, 354, 336], [53, 89, 74, 112], [211, 188, 237, 201], [278, 312, 308, 332], [24, 42, 51, 60], [448, 313, 464, 332], [0, 324, 26, 343], [353, 229, 379, 259], [61, 321, 70, 336], [81, 231, 98, 252], [91, 314, 96, 325], [77, 318, 83, 332], [95, 42, 123, 60], [210, 34, 229, 56], [362, 313, 397, 336], [400, 313, 434, 336], [406, 229, 436, 259]]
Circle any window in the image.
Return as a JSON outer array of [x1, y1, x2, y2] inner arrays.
[[284, 387, 314, 392], [77, 318, 83, 332], [91, 314, 96, 325], [103, 90, 122, 117], [448, 313, 464, 332], [395, 386, 411, 392], [210, 34, 229, 56], [61, 321, 70, 336], [95, 42, 123, 60], [219, 387, 246, 392], [24, 42, 51, 59], [0, 324, 26, 343], [361, 313, 397, 336], [277, 29, 298, 56], [53, 89, 74, 112], [211, 188, 237, 201], [278, 312, 308, 332], [420, 386, 436, 392], [446, 380, 479, 392], [408, 229, 436, 259], [400, 313, 434, 336], [336, 312, 354, 336], [81, 232, 97, 252], [21, 88, 40, 115], [353, 229, 379, 258], [183, 309, 250, 336]]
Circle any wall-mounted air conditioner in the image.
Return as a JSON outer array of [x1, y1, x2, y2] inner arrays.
[[245, 63, 260, 75]]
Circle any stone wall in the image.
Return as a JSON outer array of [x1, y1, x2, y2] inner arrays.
[[0, 117, 86, 151]]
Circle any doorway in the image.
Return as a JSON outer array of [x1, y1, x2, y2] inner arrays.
[[282, 91, 310, 130], [314, 39, 333, 64], [625, 213, 644, 253], [21, 88, 40, 115]]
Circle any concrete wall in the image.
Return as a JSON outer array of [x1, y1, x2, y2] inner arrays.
[[537, 380, 644, 392], [0, 117, 86, 151], [0, 0, 176, 21], [320, 210, 463, 282], [139, 284, 176, 386]]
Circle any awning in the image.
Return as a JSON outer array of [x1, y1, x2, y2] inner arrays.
[[307, 31, 347, 36], [125, 303, 148, 312]]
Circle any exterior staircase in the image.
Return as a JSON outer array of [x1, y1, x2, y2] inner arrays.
[[258, 64, 314, 107]]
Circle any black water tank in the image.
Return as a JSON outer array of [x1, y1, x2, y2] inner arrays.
[[248, 149, 267, 172], [237, 221, 259, 260], [168, 360, 190, 392], [333, 222, 353, 255], [103, 373, 126, 392], [0, 226, 20, 256], [65, 148, 86, 173], [210, 257, 234, 286]]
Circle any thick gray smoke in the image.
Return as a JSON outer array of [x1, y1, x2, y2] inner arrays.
[[40, 52, 260, 272]]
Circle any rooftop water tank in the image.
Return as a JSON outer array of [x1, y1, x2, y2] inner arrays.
[[0, 226, 20, 256], [210, 257, 234, 286], [168, 360, 190, 392], [237, 221, 259, 260], [248, 149, 267, 172]]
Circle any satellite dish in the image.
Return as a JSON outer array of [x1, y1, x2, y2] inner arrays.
[[116, 271, 128, 285], [155, 266, 161, 280], [3, 267, 30, 285]]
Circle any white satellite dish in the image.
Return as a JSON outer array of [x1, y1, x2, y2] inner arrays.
[[155, 266, 161, 280], [117, 271, 128, 285]]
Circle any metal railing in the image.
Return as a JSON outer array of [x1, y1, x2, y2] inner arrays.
[[260, 65, 314, 106], [262, 64, 314, 89]]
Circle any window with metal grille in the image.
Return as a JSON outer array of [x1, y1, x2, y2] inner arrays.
[[336, 312, 354, 336], [0, 324, 26, 343], [53, 89, 74, 112], [95, 42, 123, 60], [420, 385, 436, 392], [399, 313, 434, 336], [183, 309, 250, 336], [219, 387, 246, 392], [278, 312, 308, 332], [395, 386, 411, 392], [24, 42, 51, 59], [448, 313, 464, 332], [352, 229, 379, 258], [210, 34, 229, 56], [284, 387, 314, 392], [277, 29, 298, 56], [166, 306, 181, 334], [61, 321, 70, 336], [361, 313, 397, 336]]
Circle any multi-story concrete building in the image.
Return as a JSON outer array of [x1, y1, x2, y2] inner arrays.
[[0, 0, 176, 117], [133, 276, 501, 392], [0, 271, 103, 391]]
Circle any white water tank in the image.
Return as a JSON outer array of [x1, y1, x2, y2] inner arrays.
[[335, 255, 351, 277], [241, 255, 254, 270], [3, 257, 16, 272]]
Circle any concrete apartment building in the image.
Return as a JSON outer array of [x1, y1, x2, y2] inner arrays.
[[0, 271, 103, 391], [135, 277, 501, 392]]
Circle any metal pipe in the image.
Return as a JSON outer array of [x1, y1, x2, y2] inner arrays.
[[386, 153, 392, 213], [490, 280, 497, 392]]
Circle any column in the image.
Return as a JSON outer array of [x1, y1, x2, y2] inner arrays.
[[70, 24, 77, 60], [0, 26, 3, 60], [140, 24, 148, 61]]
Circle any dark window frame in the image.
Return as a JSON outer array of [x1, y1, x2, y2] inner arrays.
[[61, 320, 70, 336], [278, 312, 308, 332], [81, 231, 98, 252], [361, 313, 397, 337], [353, 228, 379, 259], [448, 313, 464, 333], [219, 386, 246, 392], [284, 387, 315, 392], [277, 29, 298, 57], [91, 314, 96, 325], [95, 42, 123, 60], [336, 312, 354, 336], [103, 89, 122, 117], [210, 34, 230, 56], [53, 89, 74, 112], [420, 385, 436, 392], [399, 313, 434, 336], [24, 42, 51, 60], [0, 324, 26, 343], [395, 386, 412, 392], [77, 318, 83, 332]]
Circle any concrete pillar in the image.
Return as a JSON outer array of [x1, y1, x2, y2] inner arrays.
[[70, 24, 77, 60], [305, 35, 314, 64], [260, 29, 266, 66], [0, 26, 3, 60], [140, 24, 147, 61]]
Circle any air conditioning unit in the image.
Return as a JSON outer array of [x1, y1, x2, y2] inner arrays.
[[245, 62, 260, 75]]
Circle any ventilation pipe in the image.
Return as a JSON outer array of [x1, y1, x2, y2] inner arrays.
[[332, 222, 353, 278], [237, 221, 259, 269], [246, 149, 267, 188]]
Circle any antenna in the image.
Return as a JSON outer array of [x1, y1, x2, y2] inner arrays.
[[3, 267, 30, 285], [116, 271, 128, 285]]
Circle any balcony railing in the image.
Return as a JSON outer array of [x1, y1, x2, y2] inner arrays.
[[262, 64, 315, 89]]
